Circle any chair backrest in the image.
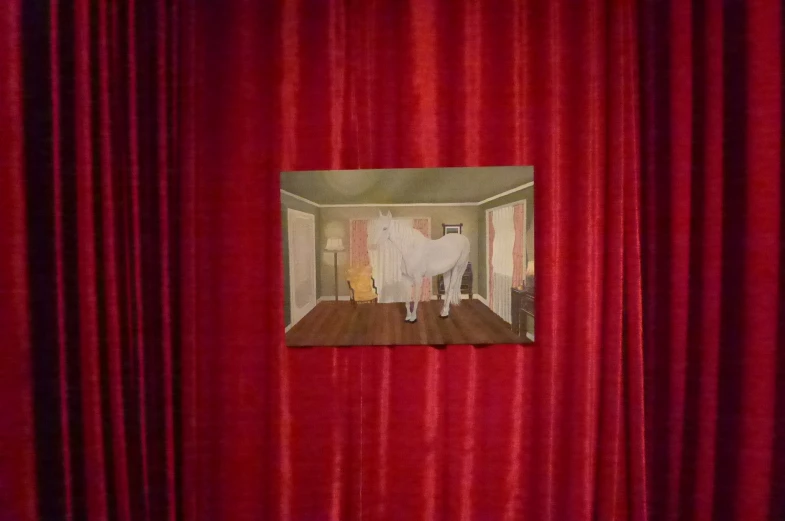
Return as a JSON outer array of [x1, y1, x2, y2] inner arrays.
[[347, 265, 374, 292]]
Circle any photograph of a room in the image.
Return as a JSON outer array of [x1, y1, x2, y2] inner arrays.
[[282, 166, 535, 346]]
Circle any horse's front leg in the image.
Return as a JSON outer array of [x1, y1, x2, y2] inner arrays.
[[408, 278, 422, 323]]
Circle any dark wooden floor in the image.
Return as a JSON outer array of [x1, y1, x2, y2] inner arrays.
[[286, 300, 530, 346]]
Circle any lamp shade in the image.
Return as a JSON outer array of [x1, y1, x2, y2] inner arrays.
[[325, 237, 345, 252]]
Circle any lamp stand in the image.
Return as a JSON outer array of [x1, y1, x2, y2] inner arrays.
[[333, 251, 339, 301]]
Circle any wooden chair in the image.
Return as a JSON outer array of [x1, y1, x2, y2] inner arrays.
[[346, 266, 378, 305]]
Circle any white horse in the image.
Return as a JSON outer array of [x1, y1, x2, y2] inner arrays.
[[368, 210, 470, 323]]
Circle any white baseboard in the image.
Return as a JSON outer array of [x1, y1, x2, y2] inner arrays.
[[473, 294, 489, 306], [285, 323, 294, 333], [430, 294, 481, 301], [526, 332, 535, 341], [318, 296, 351, 302]]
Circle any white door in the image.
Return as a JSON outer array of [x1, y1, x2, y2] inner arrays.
[[288, 208, 317, 325]]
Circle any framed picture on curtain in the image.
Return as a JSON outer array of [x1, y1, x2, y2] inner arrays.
[[280, 166, 535, 347]]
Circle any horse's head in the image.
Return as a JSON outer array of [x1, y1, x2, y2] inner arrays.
[[368, 210, 393, 249]]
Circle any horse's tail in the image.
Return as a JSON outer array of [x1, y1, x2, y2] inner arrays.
[[448, 248, 470, 306]]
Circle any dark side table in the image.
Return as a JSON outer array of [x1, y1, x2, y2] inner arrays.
[[511, 286, 535, 338]]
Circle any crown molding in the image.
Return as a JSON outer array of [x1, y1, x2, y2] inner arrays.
[[319, 202, 478, 208], [280, 181, 534, 209], [477, 181, 534, 205], [280, 189, 320, 207]]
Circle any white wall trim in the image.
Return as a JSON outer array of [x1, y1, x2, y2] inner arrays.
[[285, 323, 294, 333], [320, 202, 479, 208], [280, 182, 534, 209], [483, 190, 532, 212], [318, 296, 351, 302], [281, 189, 320, 207], [526, 332, 535, 342], [478, 181, 534, 205], [430, 294, 484, 302]]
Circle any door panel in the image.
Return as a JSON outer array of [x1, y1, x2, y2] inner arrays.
[[288, 208, 316, 325]]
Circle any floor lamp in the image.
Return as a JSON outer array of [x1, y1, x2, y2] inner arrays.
[[325, 237, 344, 301]]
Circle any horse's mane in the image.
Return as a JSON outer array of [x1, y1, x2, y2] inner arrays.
[[392, 221, 427, 252]]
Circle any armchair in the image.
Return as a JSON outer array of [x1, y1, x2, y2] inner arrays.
[[346, 266, 378, 305]]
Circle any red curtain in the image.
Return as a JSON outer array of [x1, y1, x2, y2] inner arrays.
[[640, 1, 783, 521], [197, 1, 644, 520], [1, 1, 195, 520], [0, 2, 38, 520], [2, 1, 783, 521]]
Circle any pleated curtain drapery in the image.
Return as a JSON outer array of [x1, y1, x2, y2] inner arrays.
[[512, 202, 526, 288], [490, 205, 516, 322], [413, 217, 433, 301], [1, 2, 783, 521], [1, 1, 196, 520], [369, 218, 412, 303], [196, 1, 647, 520], [640, 1, 783, 521]]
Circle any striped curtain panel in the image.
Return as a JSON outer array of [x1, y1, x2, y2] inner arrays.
[[490, 205, 515, 323], [512, 202, 526, 287], [488, 213, 495, 307], [369, 218, 414, 303], [412, 218, 431, 301]]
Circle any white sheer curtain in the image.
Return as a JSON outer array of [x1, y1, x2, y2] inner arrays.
[[369, 218, 414, 303], [491, 205, 515, 322]]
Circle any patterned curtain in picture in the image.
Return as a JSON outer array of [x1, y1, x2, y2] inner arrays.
[[349, 219, 370, 268], [490, 205, 515, 323], [412, 218, 432, 301], [512, 203, 525, 288], [368, 218, 415, 303]]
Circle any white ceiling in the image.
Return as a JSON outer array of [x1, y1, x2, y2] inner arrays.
[[280, 166, 534, 205]]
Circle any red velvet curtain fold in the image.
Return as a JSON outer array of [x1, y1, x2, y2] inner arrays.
[[1, 1, 195, 520], [1, 1, 784, 521], [640, 1, 782, 521], [0, 2, 38, 520]]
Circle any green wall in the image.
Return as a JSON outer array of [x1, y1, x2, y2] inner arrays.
[[281, 183, 533, 327], [319, 205, 481, 297], [281, 192, 321, 327], [477, 185, 534, 299]]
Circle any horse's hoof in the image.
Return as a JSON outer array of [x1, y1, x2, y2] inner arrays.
[[440, 314, 449, 319]]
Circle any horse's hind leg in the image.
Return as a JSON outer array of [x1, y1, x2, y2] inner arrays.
[[443, 255, 468, 317], [440, 271, 452, 317], [404, 276, 416, 322]]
